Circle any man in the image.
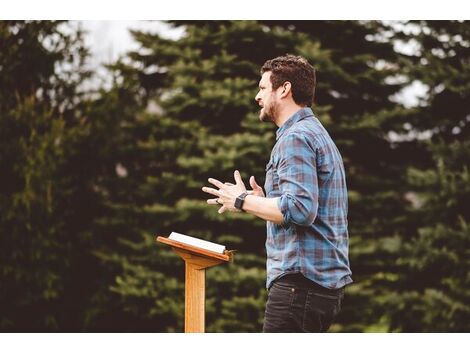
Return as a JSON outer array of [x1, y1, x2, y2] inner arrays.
[[202, 55, 352, 333]]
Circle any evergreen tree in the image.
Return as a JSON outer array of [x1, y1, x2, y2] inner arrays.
[[88, 21, 292, 332], [388, 20, 470, 332], [0, 21, 100, 330], [95, 21, 409, 332]]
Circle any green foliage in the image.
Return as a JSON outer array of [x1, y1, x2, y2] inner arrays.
[[0, 21, 99, 331], [1, 20, 469, 332], [388, 21, 470, 332]]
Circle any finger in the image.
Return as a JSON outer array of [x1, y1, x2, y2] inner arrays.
[[218, 206, 227, 214], [234, 170, 244, 186], [201, 186, 220, 197], [249, 176, 258, 189], [207, 198, 220, 205], [208, 178, 225, 189], [224, 182, 235, 186], [250, 176, 262, 190]]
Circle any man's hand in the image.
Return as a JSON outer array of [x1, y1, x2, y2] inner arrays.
[[220, 175, 265, 197], [202, 170, 246, 213], [202, 170, 265, 214]]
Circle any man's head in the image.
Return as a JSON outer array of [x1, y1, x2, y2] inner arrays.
[[255, 55, 316, 123]]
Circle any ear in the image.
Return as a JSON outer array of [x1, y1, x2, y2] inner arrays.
[[279, 81, 292, 99]]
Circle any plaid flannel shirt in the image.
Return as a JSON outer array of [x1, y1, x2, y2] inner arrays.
[[264, 107, 352, 289]]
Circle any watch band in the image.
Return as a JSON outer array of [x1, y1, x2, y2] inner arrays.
[[234, 191, 249, 211]]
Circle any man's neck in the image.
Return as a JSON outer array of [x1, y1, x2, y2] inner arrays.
[[274, 104, 305, 128]]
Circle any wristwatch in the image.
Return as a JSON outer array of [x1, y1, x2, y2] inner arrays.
[[234, 191, 249, 211]]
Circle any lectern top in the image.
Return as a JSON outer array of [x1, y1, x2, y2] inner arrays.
[[156, 236, 231, 262]]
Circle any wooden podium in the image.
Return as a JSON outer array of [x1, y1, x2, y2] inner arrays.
[[156, 235, 231, 333]]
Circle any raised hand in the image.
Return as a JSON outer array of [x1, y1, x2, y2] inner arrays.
[[202, 170, 247, 213], [203, 171, 265, 214]]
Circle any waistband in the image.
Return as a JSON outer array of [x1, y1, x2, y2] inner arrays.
[[272, 273, 344, 295]]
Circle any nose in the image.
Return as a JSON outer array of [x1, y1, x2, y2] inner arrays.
[[255, 91, 261, 103]]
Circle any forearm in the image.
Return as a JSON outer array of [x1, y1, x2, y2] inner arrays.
[[241, 195, 283, 224]]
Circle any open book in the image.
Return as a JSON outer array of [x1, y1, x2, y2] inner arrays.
[[168, 232, 226, 254]]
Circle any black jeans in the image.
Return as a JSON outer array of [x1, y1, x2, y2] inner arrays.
[[263, 273, 344, 333]]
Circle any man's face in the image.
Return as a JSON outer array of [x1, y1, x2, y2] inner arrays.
[[255, 71, 279, 123]]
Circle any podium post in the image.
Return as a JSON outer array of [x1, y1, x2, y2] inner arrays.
[[156, 236, 231, 333]]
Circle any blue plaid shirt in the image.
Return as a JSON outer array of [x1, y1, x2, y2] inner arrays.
[[264, 107, 352, 290]]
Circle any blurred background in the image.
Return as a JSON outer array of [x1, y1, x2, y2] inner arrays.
[[0, 20, 469, 332]]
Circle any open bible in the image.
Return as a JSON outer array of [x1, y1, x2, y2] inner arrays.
[[167, 232, 226, 254]]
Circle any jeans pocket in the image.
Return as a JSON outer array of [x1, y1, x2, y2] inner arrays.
[[268, 282, 296, 308], [302, 290, 342, 332], [263, 283, 296, 332]]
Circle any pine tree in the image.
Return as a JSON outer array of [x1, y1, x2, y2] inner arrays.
[[0, 21, 101, 330], [88, 20, 294, 332], [388, 21, 470, 332], [92, 21, 412, 332]]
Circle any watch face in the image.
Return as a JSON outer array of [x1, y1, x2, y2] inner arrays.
[[235, 192, 247, 210]]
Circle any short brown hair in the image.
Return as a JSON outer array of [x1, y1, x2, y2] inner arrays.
[[260, 55, 316, 106]]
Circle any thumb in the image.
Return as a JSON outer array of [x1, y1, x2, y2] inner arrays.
[[250, 176, 261, 190]]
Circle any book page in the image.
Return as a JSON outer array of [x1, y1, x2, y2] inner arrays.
[[168, 232, 226, 254]]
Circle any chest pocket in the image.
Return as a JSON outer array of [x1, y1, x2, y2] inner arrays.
[[264, 160, 280, 197]]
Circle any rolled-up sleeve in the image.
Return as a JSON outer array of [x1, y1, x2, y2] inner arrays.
[[276, 133, 318, 227]]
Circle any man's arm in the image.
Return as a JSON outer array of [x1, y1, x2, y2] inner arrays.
[[202, 160, 317, 227], [275, 132, 318, 227], [241, 195, 283, 224]]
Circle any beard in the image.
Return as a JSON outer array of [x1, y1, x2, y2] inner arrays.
[[259, 100, 278, 123]]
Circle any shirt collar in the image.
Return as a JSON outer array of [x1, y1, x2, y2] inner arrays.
[[276, 107, 314, 141]]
